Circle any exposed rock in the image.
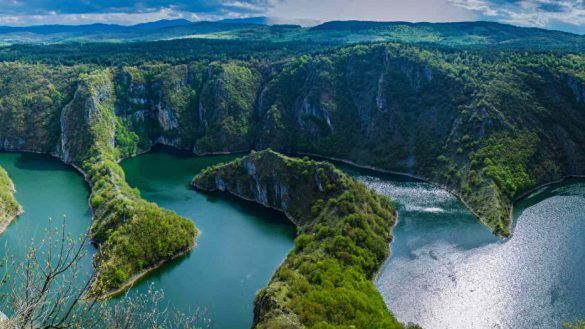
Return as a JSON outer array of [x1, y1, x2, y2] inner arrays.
[[566, 75, 585, 103], [296, 98, 333, 134], [193, 150, 400, 328], [156, 105, 179, 131], [0, 166, 22, 235]]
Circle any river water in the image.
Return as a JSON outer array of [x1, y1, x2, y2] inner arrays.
[[1, 150, 584, 329], [348, 166, 585, 329], [120, 149, 296, 329]]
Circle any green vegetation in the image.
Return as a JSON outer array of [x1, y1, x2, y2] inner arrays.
[[0, 20, 582, 52], [1, 39, 584, 238], [58, 70, 196, 296], [565, 320, 585, 329], [193, 150, 403, 328], [0, 21, 584, 301], [0, 165, 21, 233]]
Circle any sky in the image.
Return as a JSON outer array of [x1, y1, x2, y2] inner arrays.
[[0, 0, 582, 34]]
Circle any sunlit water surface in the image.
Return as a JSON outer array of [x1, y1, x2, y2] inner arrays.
[[347, 166, 585, 329], [2, 151, 584, 329]]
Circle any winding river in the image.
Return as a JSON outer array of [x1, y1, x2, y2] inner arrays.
[[1, 149, 584, 328], [120, 149, 296, 329], [347, 166, 585, 329]]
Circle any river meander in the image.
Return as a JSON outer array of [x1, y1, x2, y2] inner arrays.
[[1, 150, 583, 329], [348, 166, 585, 329]]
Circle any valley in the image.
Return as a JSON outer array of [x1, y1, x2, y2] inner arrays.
[[0, 17, 583, 328]]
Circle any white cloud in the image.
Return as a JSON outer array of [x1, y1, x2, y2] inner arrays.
[[0, 8, 212, 26], [268, 0, 476, 23], [450, 0, 585, 33]]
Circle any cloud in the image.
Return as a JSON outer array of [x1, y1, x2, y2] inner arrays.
[[268, 0, 475, 23], [0, 0, 281, 26], [0, 0, 581, 34], [450, 0, 585, 33]]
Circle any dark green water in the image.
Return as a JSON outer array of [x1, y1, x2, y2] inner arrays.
[[120, 149, 296, 329], [347, 166, 585, 329]]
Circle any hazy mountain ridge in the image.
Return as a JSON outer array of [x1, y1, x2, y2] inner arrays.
[[0, 18, 582, 51]]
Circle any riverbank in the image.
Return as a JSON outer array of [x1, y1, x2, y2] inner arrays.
[[297, 152, 585, 238], [97, 244, 195, 300], [193, 150, 404, 328], [0, 165, 23, 235]]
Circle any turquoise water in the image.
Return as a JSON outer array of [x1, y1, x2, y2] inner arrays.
[[120, 149, 296, 329], [348, 166, 585, 329], [0, 152, 94, 310], [2, 150, 584, 329]]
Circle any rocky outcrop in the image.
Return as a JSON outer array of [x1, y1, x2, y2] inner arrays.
[[0, 166, 22, 235], [193, 150, 403, 329], [54, 70, 197, 297], [2, 42, 585, 241], [566, 75, 585, 103], [59, 73, 116, 164]]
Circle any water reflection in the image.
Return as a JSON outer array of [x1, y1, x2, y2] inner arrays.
[[352, 169, 585, 329]]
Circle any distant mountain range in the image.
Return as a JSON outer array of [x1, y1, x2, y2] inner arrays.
[[0, 17, 582, 51]]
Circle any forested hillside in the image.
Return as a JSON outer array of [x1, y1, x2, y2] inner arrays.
[[0, 22, 583, 294], [0, 19, 583, 52], [193, 150, 404, 328], [0, 165, 21, 234]]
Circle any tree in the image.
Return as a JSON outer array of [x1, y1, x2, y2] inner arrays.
[[0, 218, 209, 329]]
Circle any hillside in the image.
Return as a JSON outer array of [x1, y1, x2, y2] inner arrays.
[[0, 34, 583, 294], [0, 65, 197, 296], [0, 19, 582, 51], [0, 166, 22, 234], [193, 150, 405, 328]]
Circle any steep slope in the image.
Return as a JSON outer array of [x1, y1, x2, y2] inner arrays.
[[193, 150, 404, 329], [0, 166, 22, 234], [58, 70, 197, 296], [0, 65, 197, 296], [253, 44, 585, 235], [2, 42, 584, 237]]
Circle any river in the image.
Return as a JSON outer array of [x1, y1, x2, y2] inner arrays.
[[348, 166, 585, 329], [1, 150, 583, 328]]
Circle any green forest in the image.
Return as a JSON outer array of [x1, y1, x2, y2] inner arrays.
[[0, 19, 584, 326]]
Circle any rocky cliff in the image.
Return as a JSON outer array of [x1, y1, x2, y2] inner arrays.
[[193, 150, 404, 329], [0, 42, 583, 296], [0, 166, 22, 234], [0, 68, 197, 296]]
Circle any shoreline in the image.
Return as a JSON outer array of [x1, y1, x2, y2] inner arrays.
[[0, 164, 24, 236], [3, 146, 585, 294], [297, 152, 585, 239], [296, 152, 501, 235], [95, 243, 196, 300], [0, 207, 23, 236], [193, 182, 301, 227], [0, 147, 199, 300]]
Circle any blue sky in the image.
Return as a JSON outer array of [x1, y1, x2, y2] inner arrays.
[[0, 0, 582, 34]]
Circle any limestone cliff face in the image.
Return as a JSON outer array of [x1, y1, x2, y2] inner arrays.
[[2, 43, 585, 238], [59, 72, 116, 164], [193, 150, 345, 227], [0, 166, 22, 234], [193, 150, 401, 329]]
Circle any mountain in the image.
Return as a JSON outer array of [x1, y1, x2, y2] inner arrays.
[[0, 19, 583, 51], [193, 150, 403, 328], [218, 16, 271, 25], [0, 19, 584, 325], [0, 19, 257, 44]]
